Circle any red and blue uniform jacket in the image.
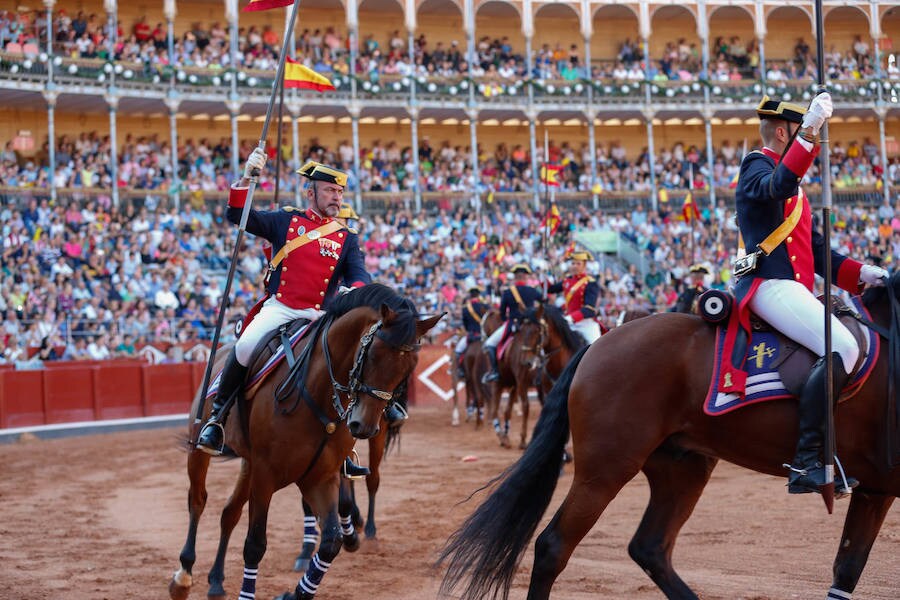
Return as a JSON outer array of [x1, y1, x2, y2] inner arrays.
[[461, 300, 489, 341], [734, 143, 862, 306], [547, 275, 599, 322], [227, 186, 370, 310]]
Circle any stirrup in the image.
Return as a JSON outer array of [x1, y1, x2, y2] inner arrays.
[[482, 371, 499, 383], [342, 450, 369, 480], [386, 402, 408, 427], [196, 421, 225, 456]]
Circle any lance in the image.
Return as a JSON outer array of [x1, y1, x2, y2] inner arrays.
[[688, 162, 696, 268], [542, 130, 550, 297], [191, 0, 302, 443], [814, 0, 837, 513]]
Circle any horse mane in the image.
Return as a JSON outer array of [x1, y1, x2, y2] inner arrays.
[[526, 304, 588, 352], [325, 283, 419, 347]]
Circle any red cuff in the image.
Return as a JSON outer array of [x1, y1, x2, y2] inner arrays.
[[350, 281, 366, 289], [570, 311, 584, 323], [781, 140, 819, 178], [836, 259, 863, 294], [229, 186, 249, 209]]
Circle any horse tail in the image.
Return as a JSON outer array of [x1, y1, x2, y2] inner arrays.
[[437, 345, 589, 600]]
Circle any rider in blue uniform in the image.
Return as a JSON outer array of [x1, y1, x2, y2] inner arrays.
[[482, 264, 542, 383], [453, 286, 490, 377]]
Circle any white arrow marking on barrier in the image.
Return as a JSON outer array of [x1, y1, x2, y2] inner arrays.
[[417, 354, 465, 402]]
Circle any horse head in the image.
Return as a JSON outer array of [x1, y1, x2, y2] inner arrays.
[[518, 304, 548, 371], [344, 301, 444, 439]]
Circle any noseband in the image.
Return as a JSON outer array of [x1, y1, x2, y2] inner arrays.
[[322, 318, 416, 422]]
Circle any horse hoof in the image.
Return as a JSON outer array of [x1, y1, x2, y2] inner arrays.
[[343, 533, 361, 552], [168, 578, 190, 600], [293, 556, 310, 572], [274, 593, 298, 600], [519, 440, 528, 450], [365, 524, 377, 539]]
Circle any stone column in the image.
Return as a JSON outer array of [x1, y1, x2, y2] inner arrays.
[[166, 95, 181, 209], [106, 92, 120, 208]]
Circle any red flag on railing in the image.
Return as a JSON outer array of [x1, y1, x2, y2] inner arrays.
[[284, 57, 335, 91], [244, 0, 293, 11], [540, 203, 561, 235]]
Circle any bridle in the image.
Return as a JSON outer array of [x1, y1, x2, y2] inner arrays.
[[322, 317, 416, 422], [519, 316, 560, 375]]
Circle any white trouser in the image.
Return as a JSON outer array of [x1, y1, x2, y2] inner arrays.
[[572, 318, 601, 344], [234, 296, 324, 366], [748, 279, 858, 375], [483, 321, 508, 349], [455, 336, 468, 353]]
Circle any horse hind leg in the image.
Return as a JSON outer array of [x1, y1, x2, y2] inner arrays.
[[830, 491, 894, 598], [518, 381, 530, 450], [207, 458, 252, 600], [169, 449, 211, 600], [627, 446, 717, 600]]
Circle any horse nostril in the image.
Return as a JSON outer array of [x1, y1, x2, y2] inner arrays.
[[348, 420, 360, 435]]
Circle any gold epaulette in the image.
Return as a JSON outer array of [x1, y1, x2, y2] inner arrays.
[[282, 206, 305, 212], [347, 227, 358, 234]]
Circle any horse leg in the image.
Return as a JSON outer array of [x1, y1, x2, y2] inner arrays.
[[499, 385, 514, 448], [627, 447, 718, 600], [168, 449, 211, 600], [238, 467, 276, 600], [277, 477, 342, 600], [829, 491, 895, 598], [528, 466, 641, 600], [517, 379, 530, 450], [338, 477, 361, 552], [294, 498, 319, 573], [364, 429, 386, 539], [206, 458, 252, 599]]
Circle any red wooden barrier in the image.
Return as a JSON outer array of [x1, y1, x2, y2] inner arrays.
[[93, 364, 144, 420], [142, 363, 194, 416], [43, 368, 95, 424], [0, 370, 45, 428]]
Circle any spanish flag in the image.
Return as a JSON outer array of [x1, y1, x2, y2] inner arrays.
[[493, 243, 507, 265], [470, 234, 487, 256], [540, 164, 563, 187], [682, 192, 701, 223], [244, 0, 293, 11], [540, 203, 561, 235], [728, 171, 739, 189], [284, 58, 335, 91]]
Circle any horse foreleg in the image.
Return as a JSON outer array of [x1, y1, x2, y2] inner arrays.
[[829, 491, 895, 598], [338, 477, 361, 552], [499, 386, 514, 448], [294, 498, 319, 573], [239, 467, 275, 600], [628, 447, 718, 600], [518, 381, 530, 450], [169, 449, 211, 600], [364, 430, 386, 539], [205, 458, 251, 600]]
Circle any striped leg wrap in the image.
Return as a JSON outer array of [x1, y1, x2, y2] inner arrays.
[[298, 553, 332, 596], [827, 588, 852, 600], [303, 516, 319, 544], [493, 418, 501, 433], [238, 566, 258, 600], [340, 514, 354, 536]]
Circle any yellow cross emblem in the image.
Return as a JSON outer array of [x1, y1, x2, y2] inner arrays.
[[750, 342, 776, 369]]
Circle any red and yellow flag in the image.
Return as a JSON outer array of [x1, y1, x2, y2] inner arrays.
[[493, 243, 507, 264], [244, 0, 294, 11], [728, 171, 739, 189], [284, 58, 335, 91], [540, 203, 561, 236], [682, 192, 701, 223], [470, 234, 487, 256], [539, 164, 563, 187]]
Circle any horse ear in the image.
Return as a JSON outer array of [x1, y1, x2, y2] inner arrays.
[[415, 312, 445, 337], [380, 302, 397, 323]]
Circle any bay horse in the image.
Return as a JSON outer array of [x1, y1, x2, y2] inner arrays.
[[454, 309, 501, 427], [440, 278, 900, 600], [169, 284, 442, 600], [517, 303, 588, 394]]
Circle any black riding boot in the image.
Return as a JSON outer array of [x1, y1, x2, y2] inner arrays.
[[482, 346, 499, 383], [787, 352, 859, 495], [385, 401, 408, 429], [454, 350, 465, 378], [196, 349, 248, 456], [342, 456, 370, 479]]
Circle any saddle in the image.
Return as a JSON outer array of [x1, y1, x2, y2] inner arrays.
[[205, 318, 314, 403], [703, 293, 880, 416], [498, 321, 518, 361]]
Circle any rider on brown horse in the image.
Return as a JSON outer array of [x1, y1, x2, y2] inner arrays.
[[195, 153, 405, 469], [546, 250, 601, 344], [453, 286, 490, 378], [482, 264, 542, 383], [734, 93, 888, 495]]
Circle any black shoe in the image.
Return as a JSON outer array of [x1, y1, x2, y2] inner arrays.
[[787, 462, 859, 495], [385, 403, 408, 429], [456, 367, 466, 378], [482, 346, 500, 383], [196, 349, 247, 456], [342, 457, 370, 479]]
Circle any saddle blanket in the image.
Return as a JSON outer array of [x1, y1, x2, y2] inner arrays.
[[498, 335, 514, 361], [704, 296, 879, 416], [205, 322, 313, 402]]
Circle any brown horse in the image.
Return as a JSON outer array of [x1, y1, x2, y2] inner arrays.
[[440, 278, 900, 600], [454, 309, 501, 427], [169, 284, 442, 600], [517, 303, 588, 395]]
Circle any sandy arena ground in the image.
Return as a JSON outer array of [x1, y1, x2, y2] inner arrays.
[[0, 403, 897, 600]]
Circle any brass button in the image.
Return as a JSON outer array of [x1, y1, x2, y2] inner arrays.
[[787, 236, 793, 243], [281, 280, 285, 286], [795, 273, 801, 280], [292, 217, 298, 223], [338, 233, 344, 238], [324, 278, 329, 284], [315, 304, 320, 309], [319, 291, 325, 296], [791, 255, 797, 262], [288, 227, 294, 233], [282, 266, 287, 272], [329, 266, 335, 271], [277, 292, 283, 298]]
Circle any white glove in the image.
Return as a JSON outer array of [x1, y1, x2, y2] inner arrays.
[[243, 147, 267, 181], [860, 264, 888, 287], [563, 314, 575, 325], [801, 92, 833, 135], [338, 285, 354, 295]]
